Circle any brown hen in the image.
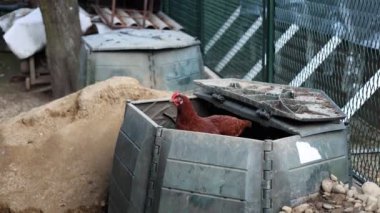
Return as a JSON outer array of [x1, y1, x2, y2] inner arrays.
[[171, 92, 252, 136]]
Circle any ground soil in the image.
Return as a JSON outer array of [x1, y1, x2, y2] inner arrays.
[[0, 52, 51, 122], [0, 77, 171, 213], [0, 83, 51, 122]]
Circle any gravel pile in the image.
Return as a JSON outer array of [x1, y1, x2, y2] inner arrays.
[[281, 175, 380, 212]]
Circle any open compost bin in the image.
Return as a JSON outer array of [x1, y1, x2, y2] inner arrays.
[[108, 79, 350, 213], [79, 29, 204, 91]]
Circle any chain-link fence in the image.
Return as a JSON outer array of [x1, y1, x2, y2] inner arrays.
[[163, 0, 265, 80], [273, 0, 380, 184], [163, 0, 380, 184]]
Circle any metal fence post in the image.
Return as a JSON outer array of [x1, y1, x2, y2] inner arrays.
[[267, 0, 275, 83], [262, 0, 275, 83], [198, 0, 204, 53]]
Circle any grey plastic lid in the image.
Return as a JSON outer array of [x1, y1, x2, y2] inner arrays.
[[194, 78, 346, 122], [82, 29, 200, 51]]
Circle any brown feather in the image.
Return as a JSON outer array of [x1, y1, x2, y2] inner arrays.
[[173, 93, 252, 137]]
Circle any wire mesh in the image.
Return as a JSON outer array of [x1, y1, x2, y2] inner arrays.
[[163, 0, 264, 80], [164, 0, 201, 41], [163, 0, 380, 184], [274, 0, 380, 184]]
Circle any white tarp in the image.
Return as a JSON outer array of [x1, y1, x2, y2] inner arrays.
[[1, 7, 92, 59], [0, 8, 33, 32]]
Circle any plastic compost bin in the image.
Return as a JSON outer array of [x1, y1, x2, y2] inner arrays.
[[79, 29, 204, 92], [108, 79, 350, 213]]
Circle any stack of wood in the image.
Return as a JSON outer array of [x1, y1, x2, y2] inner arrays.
[[19, 51, 51, 92]]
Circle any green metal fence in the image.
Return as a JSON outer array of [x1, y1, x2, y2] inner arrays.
[[164, 0, 265, 80], [273, 1, 380, 184], [163, 0, 380, 185]]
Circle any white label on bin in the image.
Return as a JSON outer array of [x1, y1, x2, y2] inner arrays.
[[296, 142, 322, 164]]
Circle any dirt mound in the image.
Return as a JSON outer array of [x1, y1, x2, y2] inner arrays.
[[0, 77, 171, 213]]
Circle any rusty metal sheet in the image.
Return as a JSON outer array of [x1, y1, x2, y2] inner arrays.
[[82, 28, 200, 51], [194, 78, 346, 122], [156, 11, 183, 31], [116, 9, 138, 27], [93, 5, 182, 31]]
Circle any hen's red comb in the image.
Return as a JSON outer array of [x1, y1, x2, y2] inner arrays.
[[171, 91, 181, 99]]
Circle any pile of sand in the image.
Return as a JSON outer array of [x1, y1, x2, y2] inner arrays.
[[0, 77, 171, 212]]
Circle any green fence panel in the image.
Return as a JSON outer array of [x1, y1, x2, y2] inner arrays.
[[274, 0, 380, 184], [163, 0, 380, 184]]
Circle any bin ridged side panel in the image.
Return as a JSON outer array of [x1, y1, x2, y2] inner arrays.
[[108, 104, 159, 213], [271, 129, 349, 211], [90, 52, 151, 87], [159, 188, 246, 213], [155, 129, 264, 213], [154, 46, 204, 91], [84, 47, 204, 92]]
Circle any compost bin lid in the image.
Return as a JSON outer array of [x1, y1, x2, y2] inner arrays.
[[82, 29, 200, 51], [194, 78, 346, 122]]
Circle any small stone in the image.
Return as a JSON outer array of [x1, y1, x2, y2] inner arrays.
[[347, 197, 355, 202], [100, 200, 106, 207], [343, 207, 354, 212], [323, 203, 334, 210], [351, 186, 357, 191], [362, 182, 380, 197], [339, 181, 344, 185], [364, 196, 378, 211], [344, 184, 350, 191], [355, 194, 368, 202], [333, 184, 347, 194], [281, 206, 292, 213], [354, 202, 362, 208], [347, 190, 356, 198], [324, 191, 331, 196], [331, 174, 338, 181], [305, 209, 313, 213], [316, 202, 323, 209], [322, 179, 334, 193], [366, 195, 377, 205], [279, 211, 286, 213], [293, 203, 310, 213], [332, 194, 346, 205]]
